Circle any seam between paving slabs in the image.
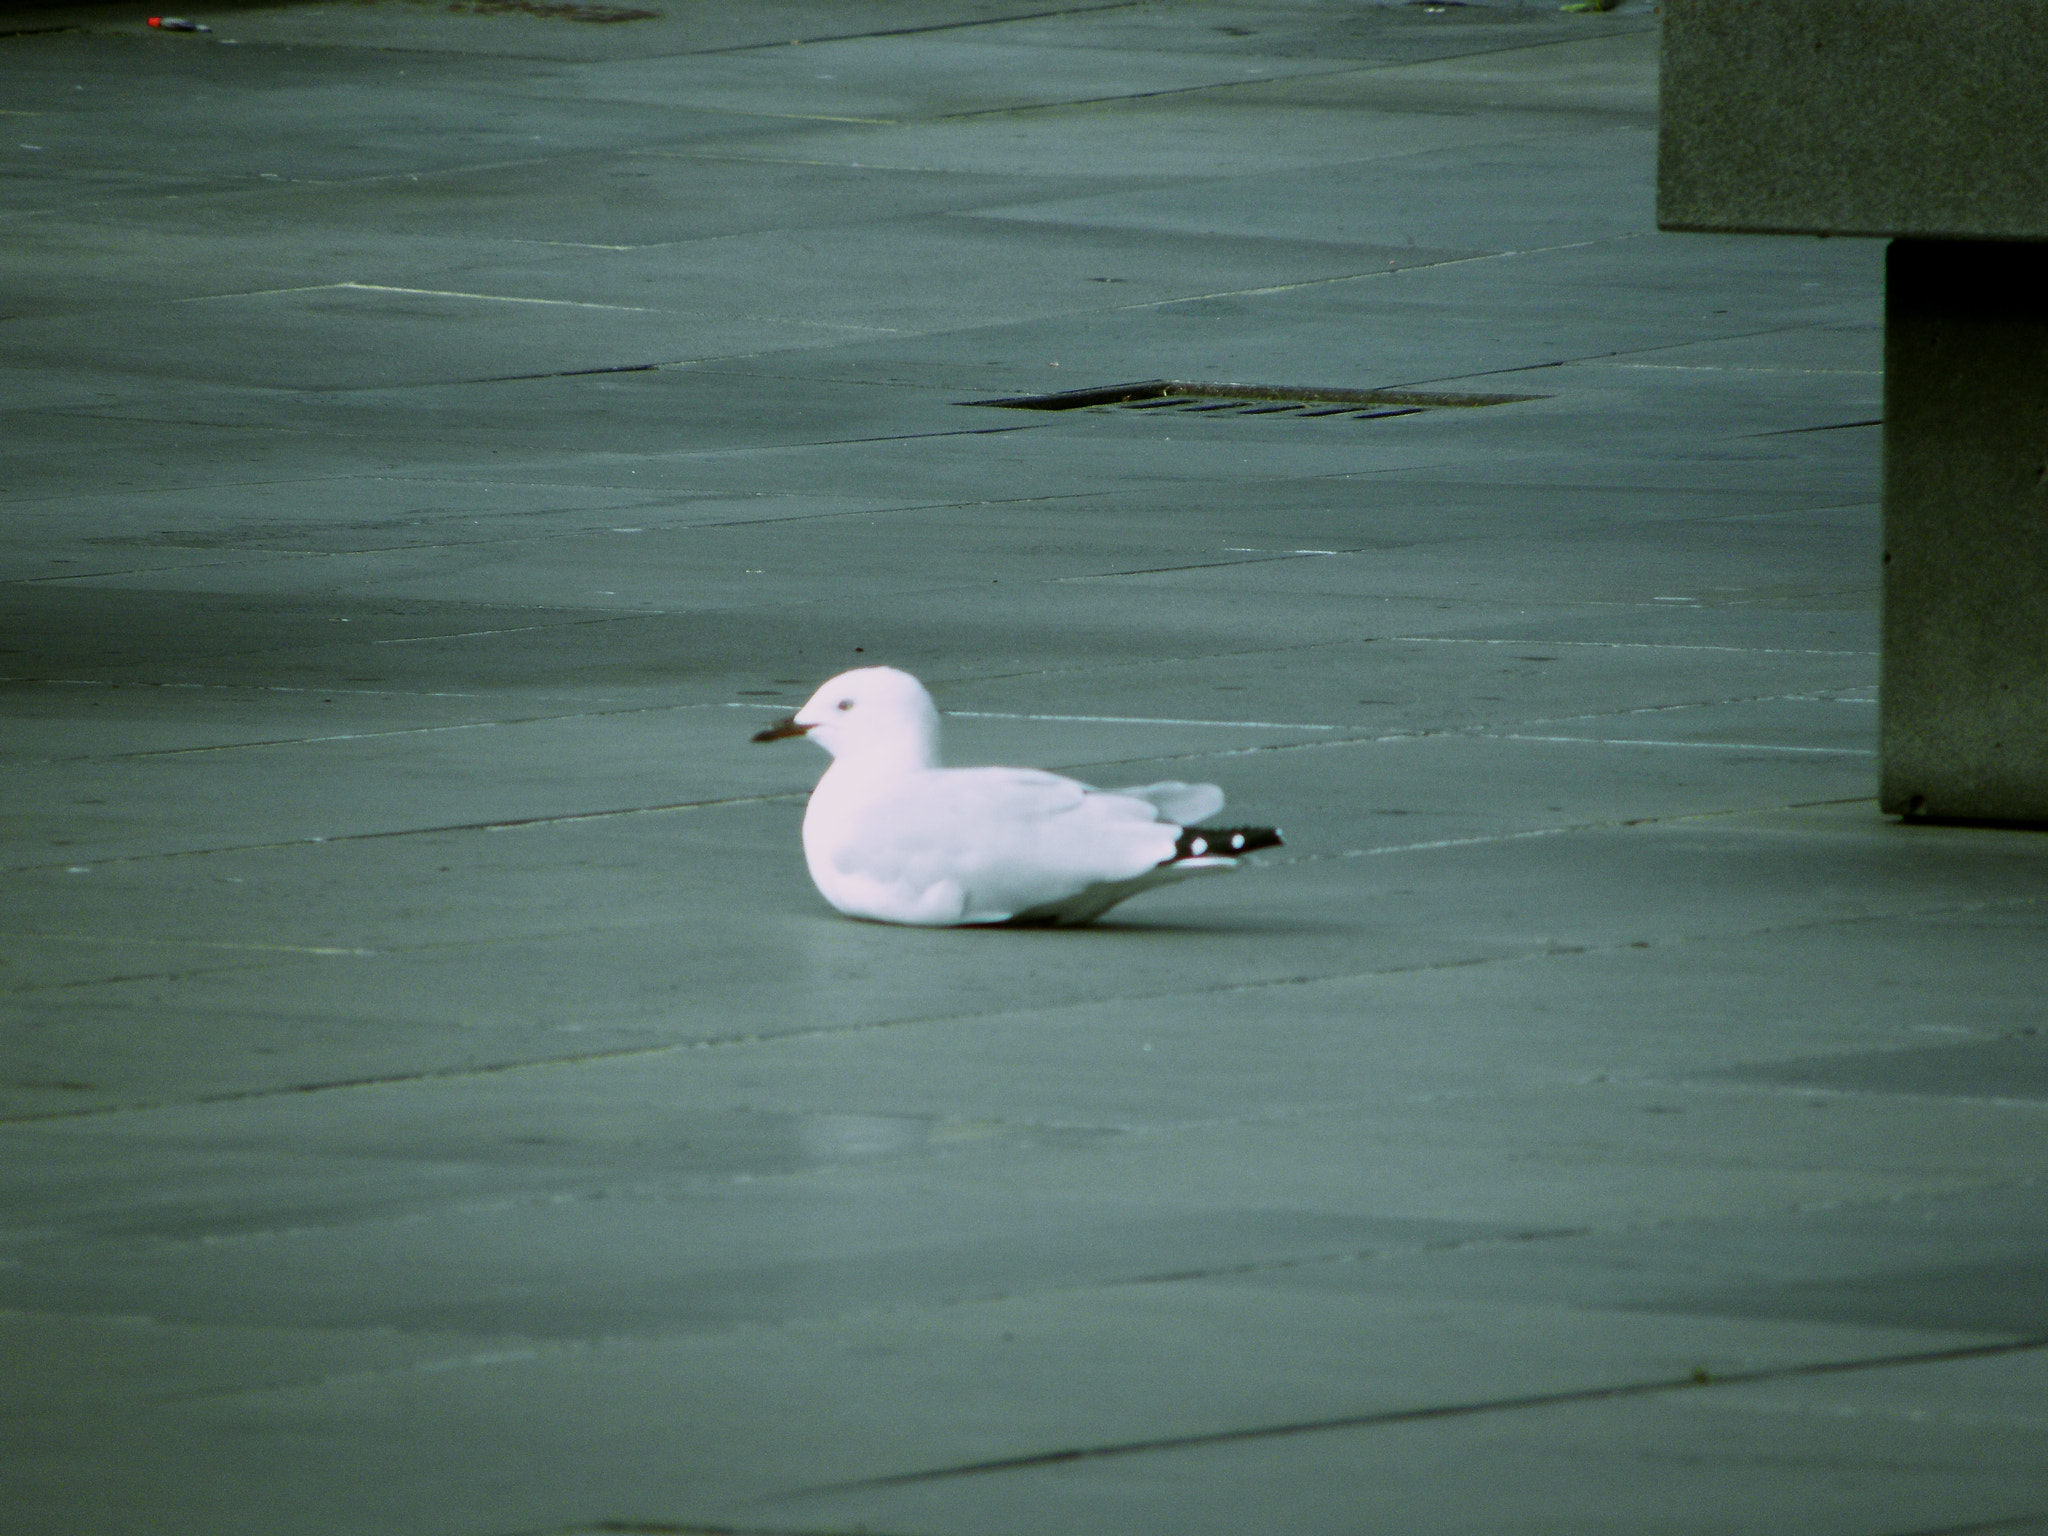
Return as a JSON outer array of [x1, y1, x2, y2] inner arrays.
[[689, 6, 1653, 62], [5, 626, 1876, 727], [1049, 716, 1882, 776], [1650, 1075, 2048, 1118], [0, 734, 1842, 878], [916, 24, 1660, 124], [312, 233, 1640, 390], [945, 635, 1878, 702], [6, 885, 2040, 1126], [4, 697, 797, 767], [798, 1335, 2048, 1495], [665, 0, 1153, 55], [0, 790, 1937, 993], [373, 246, 1557, 385], [1, 675, 1882, 871], [57, 231, 1762, 408], [23, 490, 1149, 580], [62, 486, 1153, 559], [0, 789, 805, 877], [968, 379, 1546, 416], [44, 1235, 2046, 1459]]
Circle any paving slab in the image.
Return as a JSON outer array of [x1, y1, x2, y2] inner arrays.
[[2, 1291, 2007, 1536]]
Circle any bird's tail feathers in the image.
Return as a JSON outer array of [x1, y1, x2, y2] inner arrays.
[[1172, 825, 1282, 861]]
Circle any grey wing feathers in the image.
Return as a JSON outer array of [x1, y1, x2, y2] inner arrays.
[[1108, 780, 1226, 824]]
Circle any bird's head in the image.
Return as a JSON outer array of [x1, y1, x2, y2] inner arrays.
[[752, 665, 941, 769]]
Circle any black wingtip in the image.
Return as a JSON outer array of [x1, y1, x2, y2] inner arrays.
[[1174, 825, 1283, 860]]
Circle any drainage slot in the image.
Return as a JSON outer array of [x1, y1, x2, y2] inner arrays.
[[965, 379, 1544, 419]]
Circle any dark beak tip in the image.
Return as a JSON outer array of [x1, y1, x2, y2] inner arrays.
[[751, 716, 812, 743]]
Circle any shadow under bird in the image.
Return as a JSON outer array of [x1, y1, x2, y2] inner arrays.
[[753, 666, 1282, 926]]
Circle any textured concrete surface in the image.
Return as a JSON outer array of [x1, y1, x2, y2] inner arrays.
[[1880, 241, 2048, 824], [2, 2, 2045, 1534], [1660, 0, 2048, 826], [1658, 0, 2048, 239]]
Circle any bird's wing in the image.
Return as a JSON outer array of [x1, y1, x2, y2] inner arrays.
[[835, 767, 1179, 921], [829, 768, 1082, 880]]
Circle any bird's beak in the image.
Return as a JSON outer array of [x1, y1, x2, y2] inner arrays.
[[751, 715, 813, 743]]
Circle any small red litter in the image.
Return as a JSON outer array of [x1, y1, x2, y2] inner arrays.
[[147, 16, 212, 29]]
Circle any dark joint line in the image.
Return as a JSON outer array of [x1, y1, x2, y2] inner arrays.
[[966, 378, 1544, 413], [810, 1334, 2048, 1493]]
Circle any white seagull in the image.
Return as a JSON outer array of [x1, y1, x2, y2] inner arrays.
[[753, 666, 1281, 926]]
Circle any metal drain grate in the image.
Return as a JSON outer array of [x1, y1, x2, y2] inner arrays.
[[966, 379, 1544, 420]]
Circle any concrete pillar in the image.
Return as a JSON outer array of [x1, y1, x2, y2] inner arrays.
[[1881, 241, 2048, 822], [1658, 0, 2048, 825]]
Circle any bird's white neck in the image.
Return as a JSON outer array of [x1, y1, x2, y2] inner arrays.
[[850, 724, 940, 777]]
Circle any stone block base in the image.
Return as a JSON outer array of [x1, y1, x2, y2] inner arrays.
[[1881, 240, 2048, 822]]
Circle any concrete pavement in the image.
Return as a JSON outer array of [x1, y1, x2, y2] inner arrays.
[[2, 2, 2044, 1532]]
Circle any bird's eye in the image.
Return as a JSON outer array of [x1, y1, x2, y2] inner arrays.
[[836, 698, 854, 711]]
